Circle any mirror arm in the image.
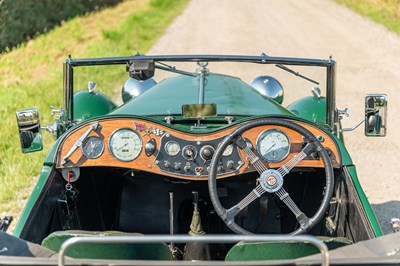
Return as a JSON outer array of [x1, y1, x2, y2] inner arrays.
[[341, 118, 365, 133]]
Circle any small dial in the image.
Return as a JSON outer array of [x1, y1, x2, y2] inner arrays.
[[109, 128, 142, 161], [182, 145, 197, 161], [81, 136, 104, 159], [165, 141, 180, 156], [222, 144, 234, 157], [257, 129, 290, 162]]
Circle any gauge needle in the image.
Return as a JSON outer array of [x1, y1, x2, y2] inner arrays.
[[265, 143, 276, 153], [90, 141, 96, 149], [117, 142, 129, 151]]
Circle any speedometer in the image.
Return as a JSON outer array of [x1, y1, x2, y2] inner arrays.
[[109, 128, 142, 161], [257, 129, 290, 162]]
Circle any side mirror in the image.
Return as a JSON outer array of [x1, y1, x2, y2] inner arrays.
[[16, 108, 43, 153], [365, 94, 387, 137]]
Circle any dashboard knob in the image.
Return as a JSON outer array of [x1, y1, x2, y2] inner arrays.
[[200, 145, 215, 160], [164, 161, 171, 168], [226, 160, 234, 169], [182, 145, 197, 161], [174, 163, 181, 170], [184, 165, 191, 172]]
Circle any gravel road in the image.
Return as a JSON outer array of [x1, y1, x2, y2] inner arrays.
[[149, 0, 400, 234]]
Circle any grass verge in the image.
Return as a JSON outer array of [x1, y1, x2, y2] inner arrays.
[[335, 0, 400, 34], [0, 0, 188, 225]]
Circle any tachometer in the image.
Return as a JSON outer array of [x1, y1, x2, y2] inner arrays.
[[109, 128, 142, 161], [257, 129, 290, 162]]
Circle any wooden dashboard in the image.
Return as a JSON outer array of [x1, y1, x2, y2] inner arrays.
[[56, 117, 341, 180]]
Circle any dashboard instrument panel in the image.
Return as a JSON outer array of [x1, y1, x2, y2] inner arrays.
[[56, 117, 341, 180]]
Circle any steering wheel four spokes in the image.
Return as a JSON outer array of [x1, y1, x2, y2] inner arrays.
[[208, 118, 334, 235]]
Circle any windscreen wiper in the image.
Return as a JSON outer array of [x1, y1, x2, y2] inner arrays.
[[155, 61, 197, 77], [275, 64, 319, 85], [260, 52, 319, 85]]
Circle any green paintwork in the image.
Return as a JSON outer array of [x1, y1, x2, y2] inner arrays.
[[73, 90, 117, 121], [13, 137, 62, 237], [287, 96, 326, 123], [41, 230, 173, 260], [345, 165, 383, 236], [225, 237, 352, 261], [332, 133, 352, 166], [111, 74, 296, 117], [21, 131, 43, 153], [13, 164, 53, 237]]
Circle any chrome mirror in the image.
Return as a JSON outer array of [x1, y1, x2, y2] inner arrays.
[[365, 94, 387, 137], [16, 108, 43, 153]]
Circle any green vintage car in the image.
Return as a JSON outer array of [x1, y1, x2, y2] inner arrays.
[[1, 54, 398, 265]]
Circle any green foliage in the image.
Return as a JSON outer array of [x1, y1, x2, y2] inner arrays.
[[0, 0, 122, 52], [335, 0, 400, 34], [0, 0, 188, 220]]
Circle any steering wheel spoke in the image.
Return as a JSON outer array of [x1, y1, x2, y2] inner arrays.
[[236, 136, 269, 175], [208, 118, 334, 235], [277, 143, 314, 177], [236, 185, 266, 210], [275, 187, 312, 229]]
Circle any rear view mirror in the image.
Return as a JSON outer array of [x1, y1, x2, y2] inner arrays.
[[16, 108, 43, 153], [365, 94, 387, 137], [182, 103, 217, 119]]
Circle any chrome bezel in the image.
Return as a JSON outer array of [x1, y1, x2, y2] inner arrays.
[[181, 145, 198, 160], [256, 128, 291, 162], [164, 140, 181, 156], [81, 136, 105, 159], [108, 128, 142, 162]]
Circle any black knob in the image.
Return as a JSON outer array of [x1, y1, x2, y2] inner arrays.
[[200, 145, 215, 160]]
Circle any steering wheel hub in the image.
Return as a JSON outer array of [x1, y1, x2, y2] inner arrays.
[[260, 169, 283, 193]]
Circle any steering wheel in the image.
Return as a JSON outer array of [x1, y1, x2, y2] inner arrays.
[[208, 118, 334, 235]]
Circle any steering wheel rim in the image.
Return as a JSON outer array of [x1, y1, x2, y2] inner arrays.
[[208, 117, 334, 235]]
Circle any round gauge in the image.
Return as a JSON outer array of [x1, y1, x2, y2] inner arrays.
[[222, 144, 234, 157], [257, 129, 290, 162], [109, 128, 142, 161], [165, 141, 180, 156], [81, 136, 104, 159]]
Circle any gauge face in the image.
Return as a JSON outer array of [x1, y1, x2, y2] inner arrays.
[[81, 136, 104, 159], [109, 128, 142, 161], [165, 141, 180, 156], [222, 144, 234, 157], [257, 129, 290, 162]]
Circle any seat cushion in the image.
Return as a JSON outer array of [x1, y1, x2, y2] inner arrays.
[[225, 236, 352, 261], [41, 230, 173, 260]]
